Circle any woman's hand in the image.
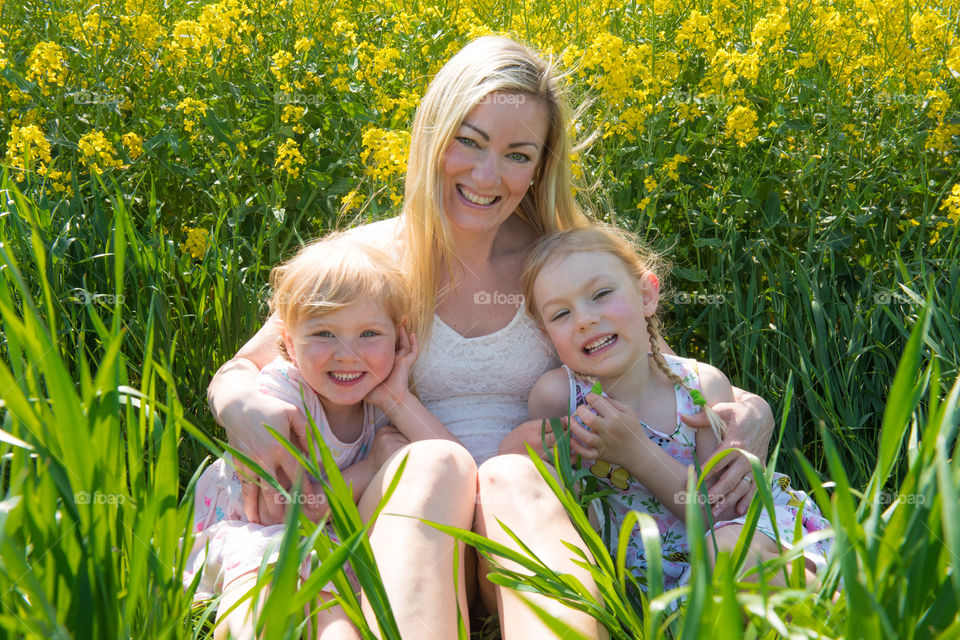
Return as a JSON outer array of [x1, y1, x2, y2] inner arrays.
[[366, 326, 418, 418], [369, 424, 411, 469], [211, 358, 309, 525], [498, 419, 568, 459], [681, 390, 774, 516]]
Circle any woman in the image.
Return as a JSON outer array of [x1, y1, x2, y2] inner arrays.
[[207, 36, 774, 638]]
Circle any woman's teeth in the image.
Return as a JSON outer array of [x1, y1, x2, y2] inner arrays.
[[584, 335, 616, 354], [458, 185, 498, 206]]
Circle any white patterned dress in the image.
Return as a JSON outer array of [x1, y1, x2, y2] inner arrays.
[[566, 354, 832, 591]]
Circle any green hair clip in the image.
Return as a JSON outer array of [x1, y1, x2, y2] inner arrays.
[[689, 388, 707, 406], [590, 381, 603, 395]]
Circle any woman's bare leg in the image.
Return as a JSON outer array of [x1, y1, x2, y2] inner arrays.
[[475, 454, 608, 640], [311, 591, 362, 640], [356, 440, 477, 638]]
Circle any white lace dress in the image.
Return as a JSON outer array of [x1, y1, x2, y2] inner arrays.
[[412, 308, 560, 464]]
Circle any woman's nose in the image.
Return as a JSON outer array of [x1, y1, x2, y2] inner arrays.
[[471, 152, 499, 187]]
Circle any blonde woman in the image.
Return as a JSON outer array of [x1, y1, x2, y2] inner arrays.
[[207, 35, 774, 638]]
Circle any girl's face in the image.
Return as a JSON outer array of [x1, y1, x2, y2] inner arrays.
[[533, 251, 659, 379], [441, 92, 549, 236], [282, 299, 397, 409]]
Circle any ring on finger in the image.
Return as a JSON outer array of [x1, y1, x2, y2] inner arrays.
[[740, 475, 753, 485]]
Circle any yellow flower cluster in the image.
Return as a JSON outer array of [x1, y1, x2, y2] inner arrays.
[[676, 10, 717, 58], [4, 124, 52, 176], [751, 7, 791, 56], [281, 105, 305, 134], [726, 105, 760, 147], [26, 42, 68, 91], [178, 97, 208, 133], [663, 154, 688, 181], [164, 0, 253, 71], [360, 127, 411, 184], [122, 132, 144, 159], [275, 138, 306, 178], [78, 130, 123, 175], [930, 184, 960, 243], [181, 227, 210, 259]]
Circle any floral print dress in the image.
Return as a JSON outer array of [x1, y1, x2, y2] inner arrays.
[[565, 354, 832, 591]]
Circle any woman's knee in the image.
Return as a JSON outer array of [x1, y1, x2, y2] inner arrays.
[[477, 454, 559, 518], [360, 439, 477, 520]]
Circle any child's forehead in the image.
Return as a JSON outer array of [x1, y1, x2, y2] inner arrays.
[[295, 298, 397, 325]]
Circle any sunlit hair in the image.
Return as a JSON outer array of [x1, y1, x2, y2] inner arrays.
[[269, 232, 407, 358], [401, 35, 591, 341], [522, 225, 726, 440]]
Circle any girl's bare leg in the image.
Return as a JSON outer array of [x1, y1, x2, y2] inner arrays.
[[708, 525, 819, 587], [215, 572, 265, 640], [356, 440, 477, 638], [475, 454, 609, 640]]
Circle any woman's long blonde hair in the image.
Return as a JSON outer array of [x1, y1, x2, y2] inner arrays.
[[401, 35, 591, 342]]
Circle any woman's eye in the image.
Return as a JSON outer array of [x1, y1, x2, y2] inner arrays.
[[508, 151, 531, 163], [457, 136, 478, 148]]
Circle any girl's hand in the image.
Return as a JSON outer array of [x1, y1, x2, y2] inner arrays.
[[567, 393, 644, 469], [682, 395, 772, 515], [366, 326, 418, 417]]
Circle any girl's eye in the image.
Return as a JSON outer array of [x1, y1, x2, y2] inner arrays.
[[549, 309, 569, 322], [360, 330, 380, 338], [313, 330, 334, 338], [593, 288, 612, 300]]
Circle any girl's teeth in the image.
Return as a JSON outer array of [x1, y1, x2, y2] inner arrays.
[[331, 372, 363, 381], [585, 336, 615, 352], [459, 185, 497, 205]]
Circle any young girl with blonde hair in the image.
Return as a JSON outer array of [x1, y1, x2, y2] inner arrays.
[[521, 225, 832, 591], [186, 232, 439, 639]]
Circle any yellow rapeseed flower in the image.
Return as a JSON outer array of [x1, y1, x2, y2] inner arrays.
[[178, 97, 208, 132], [275, 138, 306, 178], [78, 130, 124, 175], [26, 42, 68, 91], [122, 132, 144, 159], [360, 128, 411, 183], [4, 124, 52, 177], [726, 105, 760, 147], [181, 227, 210, 259]]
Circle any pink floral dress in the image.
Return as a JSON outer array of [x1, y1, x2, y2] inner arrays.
[[183, 357, 383, 600], [565, 354, 832, 591]]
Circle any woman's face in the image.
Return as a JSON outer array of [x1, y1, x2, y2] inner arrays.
[[441, 92, 549, 237]]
